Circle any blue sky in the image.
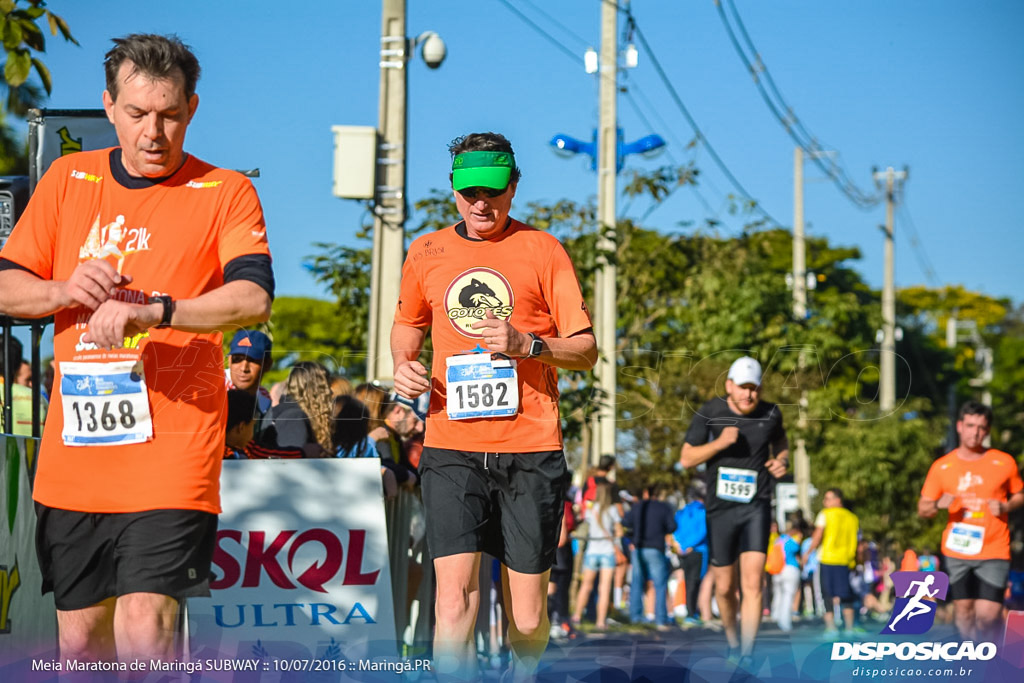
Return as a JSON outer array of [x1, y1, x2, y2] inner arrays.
[[18, 0, 1024, 310]]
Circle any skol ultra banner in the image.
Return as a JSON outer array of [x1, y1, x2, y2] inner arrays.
[[187, 458, 398, 678]]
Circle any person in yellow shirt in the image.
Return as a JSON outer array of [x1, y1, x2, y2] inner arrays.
[[0, 334, 47, 436], [804, 488, 859, 638]]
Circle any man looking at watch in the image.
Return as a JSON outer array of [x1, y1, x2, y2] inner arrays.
[[0, 34, 273, 664], [392, 132, 596, 681]]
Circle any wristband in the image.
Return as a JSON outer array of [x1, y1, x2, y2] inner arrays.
[[152, 295, 174, 328]]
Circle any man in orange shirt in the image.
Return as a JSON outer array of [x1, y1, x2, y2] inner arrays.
[[392, 132, 596, 680], [918, 401, 1024, 642], [0, 35, 272, 664]]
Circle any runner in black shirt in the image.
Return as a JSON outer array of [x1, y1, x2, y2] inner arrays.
[[680, 357, 788, 666]]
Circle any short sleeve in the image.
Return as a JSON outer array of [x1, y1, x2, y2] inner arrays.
[[814, 511, 826, 529], [1006, 459, 1024, 495], [541, 240, 592, 337], [217, 178, 271, 266], [394, 247, 432, 328], [684, 408, 711, 447], [0, 160, 63, 278], [920, 461, 944, 501]]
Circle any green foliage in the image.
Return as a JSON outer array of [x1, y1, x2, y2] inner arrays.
[[304, 164, 1024, 546], [805, 399, 946, 551], [260, 296, 366, 384], [0, 1, 76, 173]]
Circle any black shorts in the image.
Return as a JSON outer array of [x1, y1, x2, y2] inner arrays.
[[35, 503, 218, 611], [946, 557, 1009, 603], [820, 563, 855, 605], [706, 502, 771, 567], [419, 447, 569, 574]]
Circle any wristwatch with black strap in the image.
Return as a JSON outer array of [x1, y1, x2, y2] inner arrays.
[[151, 295, 174, 328]]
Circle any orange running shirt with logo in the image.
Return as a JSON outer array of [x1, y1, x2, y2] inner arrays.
[[0, 149, 271, 514], [920, 449, 1024, 561], [394, 220, 592, 452]]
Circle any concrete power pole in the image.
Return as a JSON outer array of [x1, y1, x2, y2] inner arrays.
[[592, 0, 618, 468], [792, 147, 811, 519], [367, 0, 409, 384], [873, 167, 906, 412]]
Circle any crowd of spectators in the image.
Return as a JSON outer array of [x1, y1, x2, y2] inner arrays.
[[219, 329, 422, 499]]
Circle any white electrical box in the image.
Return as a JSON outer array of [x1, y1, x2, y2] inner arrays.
[[332, 125, 377, 200]]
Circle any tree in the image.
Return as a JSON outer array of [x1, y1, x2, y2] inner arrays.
[[0, 0, 76, 173], [302, 167, 1023, 547], [1, 0, 76, 115]]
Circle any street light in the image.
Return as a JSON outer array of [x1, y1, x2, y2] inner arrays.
[[547, 129, 665, 172]]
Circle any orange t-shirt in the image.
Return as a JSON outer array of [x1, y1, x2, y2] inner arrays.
[[920, 449, 1024, 561], [394, 220, 592, 452], [0, 149, 271, 513]]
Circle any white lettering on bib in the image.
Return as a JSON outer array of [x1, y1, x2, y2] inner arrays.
[[716, 467, 757, 503], [445, 353, 518, 420], [60, 360, 152, 446], [945, 522, 984, 556]]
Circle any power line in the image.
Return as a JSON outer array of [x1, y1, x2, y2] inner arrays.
[[518, 0, 592, 49], [714, 0, 883, 210], [896, 201, 939, 287], [626, 12, 783, 228], [493, 0, 584, 66]]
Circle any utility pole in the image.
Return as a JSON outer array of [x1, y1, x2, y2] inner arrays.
[[592, 0, 618, 468], [367, 0, 409, 384], [792, 146, 811, 519], [873, 167, 906, 412]]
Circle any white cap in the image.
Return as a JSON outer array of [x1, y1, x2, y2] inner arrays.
[[727, 356, 762, 386]]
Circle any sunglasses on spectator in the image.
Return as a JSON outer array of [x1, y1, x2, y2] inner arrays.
[[458, 186, 508, 199], [230, 354, 260, 364]]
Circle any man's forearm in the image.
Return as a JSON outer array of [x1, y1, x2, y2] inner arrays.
[[536, 332, 597, 371], [391, 323, 427, 370], [165, 280, 272, 332], [0, 269, 66, 318], [680, 441, 723, 467]]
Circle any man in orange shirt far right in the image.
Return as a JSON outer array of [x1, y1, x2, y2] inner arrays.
[[918, 400, 1024, 642]]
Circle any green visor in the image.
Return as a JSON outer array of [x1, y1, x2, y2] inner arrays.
[[451, 151, 516, 191]]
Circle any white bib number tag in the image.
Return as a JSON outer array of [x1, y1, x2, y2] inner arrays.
[[445, 354, 519, 420], [945, 522, 984, 556], [60, 361, 152, 446], [716, 467, 757, 503]]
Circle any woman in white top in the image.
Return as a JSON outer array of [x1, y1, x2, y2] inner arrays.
[[573, 482, 623, 629]]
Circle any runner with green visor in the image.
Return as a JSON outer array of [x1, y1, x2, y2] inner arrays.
[[451, 150, 517, 194]]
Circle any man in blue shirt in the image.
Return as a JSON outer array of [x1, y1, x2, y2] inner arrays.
[[623, 483, 677, 629], [672, 480, 709, 625]]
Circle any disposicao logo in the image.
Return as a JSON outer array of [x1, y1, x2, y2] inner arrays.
[[831, 570, 998, 663], [885, 570, 949, 635]]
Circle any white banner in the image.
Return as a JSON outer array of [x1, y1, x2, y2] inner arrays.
[[0, 436, 58, 673], [187, 458, 399, 679]]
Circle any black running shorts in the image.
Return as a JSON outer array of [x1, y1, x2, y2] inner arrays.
[[419, 447, 569, 574], [35, 503, 218, 611], [946, 557, 1009, 603], [706, 501, 772, 567]]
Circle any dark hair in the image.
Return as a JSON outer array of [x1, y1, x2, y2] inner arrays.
[[105, 33, 201, 100], [958, 400, 992, 428], [332, 394, 371, 454], [826, 487, 844, 505], [0, 333, 23, 377], [226, 389, 256, 432], [598, 455, 616, 471], [448, 132, 522, 185]]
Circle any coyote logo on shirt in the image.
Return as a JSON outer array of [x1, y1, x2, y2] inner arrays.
[[444, 267, 514, 337]]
